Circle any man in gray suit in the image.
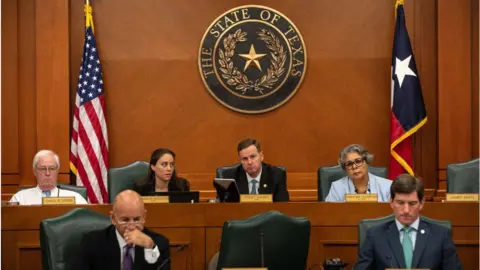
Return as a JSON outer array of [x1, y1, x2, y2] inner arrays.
[[354, 174, 463, 270]]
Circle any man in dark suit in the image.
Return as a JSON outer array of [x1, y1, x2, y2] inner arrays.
[[77, 190, 170, 270], [222, 138, 289, 202], [354, 174, 462, 270]]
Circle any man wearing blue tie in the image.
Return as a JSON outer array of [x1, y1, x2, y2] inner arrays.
[[9, 150, 88, 205], [354, 174, 463, 270], [222, 138, 289, 202]]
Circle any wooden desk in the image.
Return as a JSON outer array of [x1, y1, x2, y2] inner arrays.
[[2, 202, 479, 270]]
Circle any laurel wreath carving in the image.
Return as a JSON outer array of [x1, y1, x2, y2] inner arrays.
[[218, 28, 287, 94]]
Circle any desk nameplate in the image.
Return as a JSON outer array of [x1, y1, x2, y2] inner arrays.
[[345, 194, 378, 202], [386, 269, 429, 270], [142, 196, 169, 203], [223, 268, 268, 270], [240, 194, 273, 203], [446, 193, 479, 202], [42, 197, 76, 205]]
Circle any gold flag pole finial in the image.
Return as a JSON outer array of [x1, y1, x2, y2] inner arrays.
[[84, 1, 94, 33], [395, 0, 404, 18]]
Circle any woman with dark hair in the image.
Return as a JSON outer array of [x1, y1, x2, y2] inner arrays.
[[133, 148, 190, 195]]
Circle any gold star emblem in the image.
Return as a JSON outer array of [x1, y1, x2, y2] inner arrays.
[[238, 44, 266, 71]]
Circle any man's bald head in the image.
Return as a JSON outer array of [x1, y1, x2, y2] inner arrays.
[[113, 190, 145, 213], [110, 190, 147, 235]]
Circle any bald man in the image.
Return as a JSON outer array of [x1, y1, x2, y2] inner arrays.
[[77, 190, 170, 270]]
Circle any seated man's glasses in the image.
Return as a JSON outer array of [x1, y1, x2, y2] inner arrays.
[[36, 166, 59, 174]]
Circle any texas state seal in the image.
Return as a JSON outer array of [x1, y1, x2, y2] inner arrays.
[[198, 5, 307, 114]]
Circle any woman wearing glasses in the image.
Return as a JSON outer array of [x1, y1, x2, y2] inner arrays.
[[325, 144, 391, 202], [133, 148, 190, 195]]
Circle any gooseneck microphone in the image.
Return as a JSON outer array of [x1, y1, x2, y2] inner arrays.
[[156, 245, 185, 270], [57, 185, 61, 197], [260, 230, 265, 268]]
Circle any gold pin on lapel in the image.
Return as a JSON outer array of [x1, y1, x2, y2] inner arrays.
[[263, 184, 267, 188]]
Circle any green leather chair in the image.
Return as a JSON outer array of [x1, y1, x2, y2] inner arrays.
[[446, 158, 479, 193], [216, 211, 310, 270], [18, 183, 88, 201], [107, 161, 149, 203], [40, 208, 111, 270], [317, 165, 387, 201], [358, 214, 451, 248], [216, 163, 286, 178]]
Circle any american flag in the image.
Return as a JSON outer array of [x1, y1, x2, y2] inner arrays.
[[70, 4, 109, 204]]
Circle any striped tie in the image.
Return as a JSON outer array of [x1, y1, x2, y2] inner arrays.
[[402, 226, 413, 268]]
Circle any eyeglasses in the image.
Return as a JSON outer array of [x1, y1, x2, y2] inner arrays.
[[343, 158, 365, 170], [115, 217, 145, 226], [36, 166, 59, 174]]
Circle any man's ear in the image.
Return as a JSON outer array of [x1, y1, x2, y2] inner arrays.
[[260, 151, 264, 162]]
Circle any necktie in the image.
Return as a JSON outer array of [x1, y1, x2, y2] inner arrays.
[[402, 226, 413, 268], [43, 191, 51, 197], [251, 179, 258, 194], [123, 245, 133, 270]]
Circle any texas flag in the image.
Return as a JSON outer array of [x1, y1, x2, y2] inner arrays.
[[389, 0, 427, 180]]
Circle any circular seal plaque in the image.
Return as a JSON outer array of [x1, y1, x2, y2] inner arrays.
[[198, 5, 307, 114]]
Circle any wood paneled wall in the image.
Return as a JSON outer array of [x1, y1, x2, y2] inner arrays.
[[2, 0, 479, 199]]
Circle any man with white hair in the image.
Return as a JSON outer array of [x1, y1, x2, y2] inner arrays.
[[9, 150, 88, 205]]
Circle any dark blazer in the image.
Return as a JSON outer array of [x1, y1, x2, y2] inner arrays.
[[223, 163, 289, 202], [354, 218, 463, 270], [133, 177, 190, 196], [77, 225, 170, 270]]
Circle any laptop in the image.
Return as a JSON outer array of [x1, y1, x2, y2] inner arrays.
[[213, 178, 240, 202], [148, 191, 200, 203]]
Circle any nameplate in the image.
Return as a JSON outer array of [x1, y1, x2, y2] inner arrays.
[[446, 193, 479, 202], [223, 268, 268, 270], [386, 268, 429, 270], [240, 194, 273, 203], [345, 193, 378, 202], [142, 196, 169, 203], [42, 197, 76, 205]]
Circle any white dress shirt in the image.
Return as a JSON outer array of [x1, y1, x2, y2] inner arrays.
[[9, 186, 88, 205], [115, 229, 160, 264], [246, 169, 262, 194], [395, 217, 420, 249]]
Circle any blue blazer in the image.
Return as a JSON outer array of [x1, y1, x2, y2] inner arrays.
[[354, 218, 463, 270]]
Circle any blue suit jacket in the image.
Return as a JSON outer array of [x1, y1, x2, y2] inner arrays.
[[354, 218, 463, 270]]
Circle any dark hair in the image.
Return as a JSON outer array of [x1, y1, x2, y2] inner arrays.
[[237, 138, 262, 153], [390, 174, 424, 201], [144, 148, 177, 185]]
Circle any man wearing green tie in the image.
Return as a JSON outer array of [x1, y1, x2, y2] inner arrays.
[[354, 174, 463, 270]]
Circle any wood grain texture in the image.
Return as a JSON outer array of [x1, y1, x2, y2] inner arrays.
[[1, 0, 19, 174], [438, 0, 473, 168]]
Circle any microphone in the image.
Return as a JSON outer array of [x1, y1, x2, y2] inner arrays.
[[156, 245, 185, 270], [386, 255, 393, 269], [260, 230, 265, 268], [57, 185, 61, 197]]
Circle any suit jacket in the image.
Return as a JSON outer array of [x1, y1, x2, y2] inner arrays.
[[77, 225, 170, 270], [354, 218, 463, 270], [133, 177, 190, 196], [223, 163, 289, 202]]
